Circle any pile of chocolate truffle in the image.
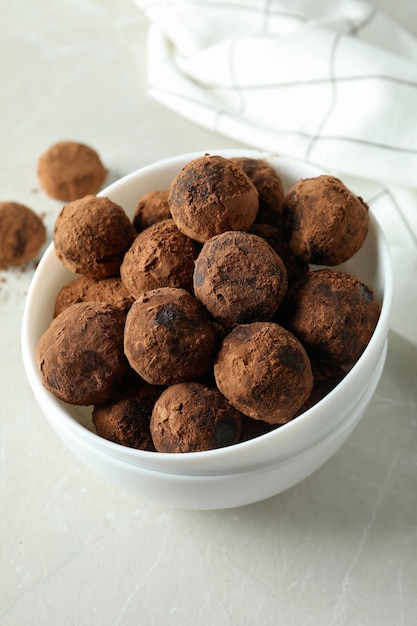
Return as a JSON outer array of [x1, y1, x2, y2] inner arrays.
[[36, 154, 381, 454]]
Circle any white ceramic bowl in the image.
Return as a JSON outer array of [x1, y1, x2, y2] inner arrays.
[[21, 150, 393, 509]]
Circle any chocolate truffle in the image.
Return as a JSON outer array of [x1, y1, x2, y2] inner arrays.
[[193, 230, 287, 328], [93, 383, 165, 450], [54, 195, 136, 279], [283, 175, 369, 265], [168, 154, 259, 243], [133, 190, 170, 232], [214, 321, 313, 424], [121, 218, 199, 299], [280, 269, 380, 365], [37, 302, 130, 405], [0, 201, 46, 269], [230, 157, 284, 226], [37, 140, 107, 201], [124, 287, 216, 385], [53, 275, 134, 317], [150, 382, 242, 453], [250, 222, 309, 286]]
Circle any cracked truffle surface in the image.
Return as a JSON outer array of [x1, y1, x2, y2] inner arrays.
[[214, 321, 313, 424], [168, 154, 259, 242], [283, 175, 369, 265], [280, 269, 381, 365], [93, 383, 164, 451], [193, 230, 287, 328], [37, 302, 130, 405], [53, 275, 134, 317], [132, 189, 170, 232], [120, 219, 199, 299], [54, 195, 136, 279], [0, 201, 46, 269], [230, 157, 284, 226], [124, 287, 216, 385], [150, 382, 242, 453], [37, 140, 107, 201]]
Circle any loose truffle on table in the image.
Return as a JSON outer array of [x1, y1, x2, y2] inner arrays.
[[37, 140, 107, 201], [283, 175, 369, 265], [279, 269, 381, 365], [150, 382, 242, 453], [37, 302, 130, 405], [124, 287, 216, 386], [168, 154, 259, 243], [132, 190, 170, 232], [54, 195, 136, 279], [0, 201, 46, 269], [250, 222, 309, 286], [230, 157, 284, 226], [214, 321, 313, 425], [193, 230, 288, 328], [53, 275, 135, 317], [93, 383, 165, 451]]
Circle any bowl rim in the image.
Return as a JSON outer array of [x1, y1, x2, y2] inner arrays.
[[21, 149, 394, 476]]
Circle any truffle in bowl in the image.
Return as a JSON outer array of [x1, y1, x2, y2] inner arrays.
[[21, 150, 393, 509]]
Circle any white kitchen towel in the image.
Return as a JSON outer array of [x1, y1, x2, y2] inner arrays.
[[135, 0, 417, 188], [135, 0, 417, 261]]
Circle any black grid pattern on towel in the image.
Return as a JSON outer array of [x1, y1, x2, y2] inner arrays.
[[148, 0, 417, 157], [144, 0, 417, 240]]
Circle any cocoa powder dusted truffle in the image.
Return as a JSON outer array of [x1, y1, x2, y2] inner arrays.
[[54, 195, 136, 279], [37, 140, 107, 201], [280, 269, 380, 365], [37, 302, 130, 405], [124, 287, 216, 385], [133, 190, 170, 232], [230, 157, 284, 226], [0, 201, 46, 269], [93, 383, 165, 451], [214, 321, 313, 425], [283, 175, 369, 265], [168, 154, 259, 243], [193, 230, 288, 328], [53, 275, 134, 317], [120, 219, 199, 299], [150, 382, 242, 453]]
